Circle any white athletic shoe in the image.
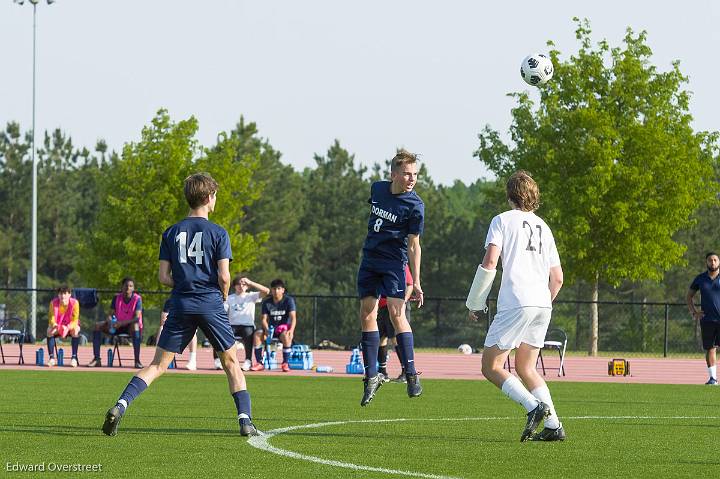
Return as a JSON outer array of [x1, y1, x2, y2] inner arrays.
[[186, 359, 197, 371], [47, 357, 56, 367], [241, 359, 252, 371], [214, 358, 222, 370], [71, 358, 78, 368]]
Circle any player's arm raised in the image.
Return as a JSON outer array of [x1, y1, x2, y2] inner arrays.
[[407, 233, 423, 308], [217, 258, 231, 302], [158, 260, 174, 288]]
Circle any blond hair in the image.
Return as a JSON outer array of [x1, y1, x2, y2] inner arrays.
[[391, 149, 418, 173], [184, 172, 218, 209], [506, 170, 540, 211]]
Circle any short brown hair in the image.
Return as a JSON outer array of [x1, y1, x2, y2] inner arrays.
[[184, 172, 218, 209], [231, 274, 244, 287], [391, 149, 418, 173], [506, 170, 540, 212], [56, 285, 71, 294]]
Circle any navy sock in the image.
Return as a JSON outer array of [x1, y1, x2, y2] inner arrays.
[[395, 344, 405, 371], [132, 331, 141, 362], [232, 390, 252, 423], [71, 337, 79, 357], [93, 330, 102, 359], [396, 332, 416, 374], [378, 345, 388, 372], [282, 348, 291, 364], [254, 346, 263, 363], [47, 336, 56, 358], [361, 331, 380, 378], [117, 376, 148, 414]]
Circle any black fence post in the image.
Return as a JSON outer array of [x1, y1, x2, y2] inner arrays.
[[663, 303, 669, 358], [435, 299, 441, 348], [312, 296, 318, 347]]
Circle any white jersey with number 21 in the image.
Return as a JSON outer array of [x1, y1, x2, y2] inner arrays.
[[484, 209, 561, 312]]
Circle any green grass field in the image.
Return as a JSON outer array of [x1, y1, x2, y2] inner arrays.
[[0, 370, 715, 478]]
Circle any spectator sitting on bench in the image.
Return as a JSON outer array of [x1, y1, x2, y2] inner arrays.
[[250, 279, 296, 372], [88, 277, 144, 368], [47, 285, 81, 367]]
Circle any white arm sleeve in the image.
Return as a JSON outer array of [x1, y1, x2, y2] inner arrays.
[[465, 265, 496, 312]]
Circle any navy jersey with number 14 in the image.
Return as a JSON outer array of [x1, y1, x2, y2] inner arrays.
[[362, 180, 424, 262], [159, 217, 232, 313]]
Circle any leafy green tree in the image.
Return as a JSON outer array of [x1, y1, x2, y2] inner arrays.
[[77, 110, 264, 305], [475, 19, 719, 355]]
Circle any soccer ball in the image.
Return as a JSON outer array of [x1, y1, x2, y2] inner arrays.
[[520, 53, 554, 86], [457, 344, 473, 355]]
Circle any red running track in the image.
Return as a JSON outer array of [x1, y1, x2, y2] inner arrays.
[[0, 344, 709, 385]]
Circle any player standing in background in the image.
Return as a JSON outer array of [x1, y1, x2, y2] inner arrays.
[[466, 170, 565, 442], [102, 172, 259, 437], [357, 149, 425, 406], [686, 252, 720, 385]]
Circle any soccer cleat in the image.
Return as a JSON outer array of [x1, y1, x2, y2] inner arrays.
[[391, 371, 407, 384], [88, 357, 102, 367], [378, 368, 388, 377], [360, 373, 385, 406], [214, 358, 223, 370], [250, 363, 265, 372], [239, 420, 260, 437], [47, 357, 56, 367], [706, 377, 718, 385], [134, 361, 144, 369], [281, 363, 290, 372], [241, 359, 252, 371], [185, 359, 197, 371], [521, 402, 550, 442], [530, 424, 566, 442], [71, 357, 78, 368], [102, 405, 124, 437], [406, 372, 423, 398]]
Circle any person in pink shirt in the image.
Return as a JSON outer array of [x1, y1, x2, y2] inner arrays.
[[47, 285, 81, 367]]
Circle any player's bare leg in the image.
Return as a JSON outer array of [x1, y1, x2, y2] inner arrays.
[[481, 345, 548, 442], [359, 297, 384, 406], [387, 298, 421, 397]]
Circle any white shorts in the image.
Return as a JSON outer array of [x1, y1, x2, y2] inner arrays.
[[484, 307, 552, 350]]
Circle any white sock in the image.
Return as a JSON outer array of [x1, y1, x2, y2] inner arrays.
[[531, 385, 560, 429], [709, 365, 716, 379], [189, 352, 196, 362], [501, 376, 539, 412]]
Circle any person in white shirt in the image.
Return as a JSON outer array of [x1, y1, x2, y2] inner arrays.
[[214, 275, 270, 370], [466, 170, 565, 442]]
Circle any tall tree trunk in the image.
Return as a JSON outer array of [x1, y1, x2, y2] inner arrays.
[[589, 272, 599, 356]]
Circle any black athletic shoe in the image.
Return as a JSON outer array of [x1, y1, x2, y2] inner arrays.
[[360, 374, 385, 406], [239, 421, 260, 437], [134, 361, 144, 369], [102, 405, 123, 437], [530, 424, 566, 442], [521, 402, 550, 442], [88, 357, 102, 367], [406, 372, 422, 398], [391, 370, 407, 383]]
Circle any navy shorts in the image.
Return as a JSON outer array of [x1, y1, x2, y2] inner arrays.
[[357, 259, 406, 299], [158, 309, 236, 353], [701, 321, 720, 350]]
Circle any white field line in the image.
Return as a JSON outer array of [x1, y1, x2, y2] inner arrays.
[[247, 416, 716, 478]]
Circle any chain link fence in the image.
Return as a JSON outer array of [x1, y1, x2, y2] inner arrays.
[[0, 287, 700, 357]]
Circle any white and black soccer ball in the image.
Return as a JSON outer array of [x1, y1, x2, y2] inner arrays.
[[457, 344, 473, 355], [520, 53, 554, 86]]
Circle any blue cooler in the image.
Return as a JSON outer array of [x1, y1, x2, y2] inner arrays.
[[288, 344, 314, 370]]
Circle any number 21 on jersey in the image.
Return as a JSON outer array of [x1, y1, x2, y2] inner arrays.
[[175, 232, 204, 264]]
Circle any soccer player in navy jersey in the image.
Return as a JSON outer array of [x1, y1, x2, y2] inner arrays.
[[357, 149, 425, 406], [102, 173, 259, 437]]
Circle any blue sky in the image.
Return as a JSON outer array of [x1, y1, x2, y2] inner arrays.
[[2, 0, 717, 184]]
